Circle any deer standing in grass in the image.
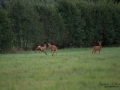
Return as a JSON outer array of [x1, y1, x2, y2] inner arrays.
[[48, 43, 57, 56], [35, 44, 47, 55], [92, 41, 102, 54]]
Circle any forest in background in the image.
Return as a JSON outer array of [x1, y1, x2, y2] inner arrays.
[[0, 0, 120, 52]]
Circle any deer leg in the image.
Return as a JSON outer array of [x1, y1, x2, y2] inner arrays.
[[94, 51, 96, 54], [54, 51, 55, 55], [99, 50, 100, 54], [42, 50, 47, 55], [45, 51, 47, 55], [51, 51, 53, 56], [52, 51, 55, 56], [56, 51, 57, 55]]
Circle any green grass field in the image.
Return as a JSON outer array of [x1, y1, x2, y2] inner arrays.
[[0, 47, 120, 90]]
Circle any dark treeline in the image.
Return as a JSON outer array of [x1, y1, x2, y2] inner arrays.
[[0, 0, 120, 52]]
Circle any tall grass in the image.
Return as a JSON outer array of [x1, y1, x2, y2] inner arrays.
[[0, 47, 120, 90]]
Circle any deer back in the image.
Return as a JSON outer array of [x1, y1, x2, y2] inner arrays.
[[48, 43, 57, 51], [93, 41, 102, 51], [41, 44, 47, 51]]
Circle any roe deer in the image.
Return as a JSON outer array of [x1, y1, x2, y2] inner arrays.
[[35, 46, 41, 53], [92, 41, 102, 54], [35, 44, 47, 55], [40, 44, 47, 55], [48, 43, 57, 56]]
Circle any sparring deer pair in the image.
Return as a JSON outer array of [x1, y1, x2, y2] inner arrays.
[[92, 41, 102, 54], [35, 44, 47, 55], [35, 43, 57, 56]]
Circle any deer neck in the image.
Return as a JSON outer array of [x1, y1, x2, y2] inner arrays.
[[99, 45, 102, 49]]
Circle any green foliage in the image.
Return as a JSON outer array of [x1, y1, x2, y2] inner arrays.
[[8, 0, 44, 49], [35, 3, 65, 47], [113, 3, 120, 44], [75, 0, 118, 46], [1, 0, 120, 51], [77, 1, 95, 46], [0, 9, 13, 52], [56, 0, 85, 47], [95, 2, 115, 45]]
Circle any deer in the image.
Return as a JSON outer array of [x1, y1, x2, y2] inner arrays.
[[48, 43, 57, 56], [40, 44, 47, 55], [92, 41, 102, 54], [35, 44, 47, 55], [35, 46, 41, 53]]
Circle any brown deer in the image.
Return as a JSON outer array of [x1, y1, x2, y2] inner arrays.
[[35, 44, 47, 55], [92, 41, 102, 54], [35, 46, 41, 53], [40, 44, 47, 55], [48, 43, 57, 56]]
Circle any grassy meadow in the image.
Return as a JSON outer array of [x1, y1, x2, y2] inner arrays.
[[0, 47, 120, 90]]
